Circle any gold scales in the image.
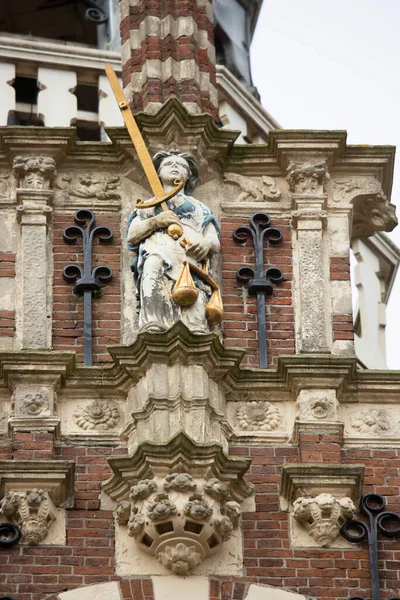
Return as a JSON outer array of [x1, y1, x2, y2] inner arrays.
[[105, 64, 223, 326]]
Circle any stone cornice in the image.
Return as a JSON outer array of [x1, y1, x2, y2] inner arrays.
[[104, 431, 253, 503]]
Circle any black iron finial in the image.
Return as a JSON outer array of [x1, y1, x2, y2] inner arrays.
[[341, 493, 400, 600], [232, 213, 284, 369], [84, 0, 108, 24], [63, 209, 113, 367]]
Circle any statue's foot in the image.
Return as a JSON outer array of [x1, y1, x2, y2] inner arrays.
[[190, 328, 209, 335], [140, 323, 168, 334]]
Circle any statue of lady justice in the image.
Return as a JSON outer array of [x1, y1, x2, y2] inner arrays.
[[127, 149, 222, 334]]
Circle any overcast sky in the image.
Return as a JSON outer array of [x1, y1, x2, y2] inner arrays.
[[251, 0, 400, 368]]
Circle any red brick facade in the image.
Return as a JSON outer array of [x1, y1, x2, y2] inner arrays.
[[0, 253, 15, 339], [52, 215, 121, 363], [0, 437, 398, 600], [120, 0, 217, 119], [221, 217, 295, 368]]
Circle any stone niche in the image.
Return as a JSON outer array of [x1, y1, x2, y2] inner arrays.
[[280, 464, 364, 549]]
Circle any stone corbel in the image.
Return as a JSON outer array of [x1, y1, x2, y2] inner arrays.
[[104, 431, 254, 576], [0, 460, 75, 545], [332, 176, 398, 239], [280, 463, 364, 548], [292, 388, 344, 443]]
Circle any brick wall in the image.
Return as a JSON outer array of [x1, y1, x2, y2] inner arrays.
[[52, 215, 121, 363], [120, 0, 217, 119], [221, 217, 295, 368], [0, 441, 398, 600], [330, 256, 354, 344], [0, 252, 15, 339]]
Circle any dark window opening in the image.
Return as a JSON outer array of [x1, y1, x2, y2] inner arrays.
[[75, 83, 99, 113], [207, 534, 219, 549], [155, 522, 174, 535], [0, 0, 101, 46], [184, 521, 204, 535], [75, 121, 101, 142], [140, 533, 154, 548]]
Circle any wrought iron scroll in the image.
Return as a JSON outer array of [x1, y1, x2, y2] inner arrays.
[[0, 523, 20, 548], [232, 213, 284, 369], [63, 209, 113, 367], [83, 0, 108, 24], [341, 493, 400, 600]]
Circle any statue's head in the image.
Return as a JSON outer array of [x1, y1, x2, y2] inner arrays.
[[153, 149, 199, 195]]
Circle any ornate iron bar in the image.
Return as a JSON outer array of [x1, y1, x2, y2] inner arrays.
[[0, 523, 20, 548], [83, 0, 108, 24], [232, 213, 284, 369], [63, 209, 113, 367], [341, 493, 400, 600]]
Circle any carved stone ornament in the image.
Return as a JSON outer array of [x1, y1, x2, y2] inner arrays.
[[286, 161, 330, 195], [55, 174, 121, 200], [332, 176, 398, 238], [13, 156, 57, 189], [0, 173, 10, 198], [73, 400, 120, 431], [18, 390, 50, 417], [0, 489, 56, 545], [292, 493, 356, 547], [236, 401, 281, 431], [296, 391, 339, 422], [116, 473, 243, 576], [350, 409, 394, 435], [224, 173, 281, 202]]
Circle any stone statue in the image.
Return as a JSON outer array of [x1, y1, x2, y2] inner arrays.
[[127, 149, 221, 334]]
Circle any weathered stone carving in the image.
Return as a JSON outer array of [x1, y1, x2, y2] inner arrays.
[[332, 177, 397, 238], [292, 493, 356, 547], [55, 174, 121, 200], [350, 409, 391, 434], [286, 161, 329, 195], [126, 149, 221, 334], [116, 473, 244, 575], [296, 391, 339, 422], [0, 489, 56, 546], [0, 173, 10, 198], [13, 156, 56, 189], [236, 401, 281, 431], [73, 400, 120, 431], [224, 173, 281, 202], [18, 390, 50, 417]]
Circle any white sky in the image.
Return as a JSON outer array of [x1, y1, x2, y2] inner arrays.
[[251, 0, 400, 368]]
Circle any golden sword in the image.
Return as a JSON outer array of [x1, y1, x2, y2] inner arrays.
[[105, 63, 184, 238]]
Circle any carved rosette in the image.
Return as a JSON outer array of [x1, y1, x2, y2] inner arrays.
[[236, 401, 281, 431], [73, 400, 120, 431], [286, 161, 330, 195], [0, 489, 56, 546], [116, 473, 243, 576], [13, 156, 57, 190], [292, 493, 356, 547]]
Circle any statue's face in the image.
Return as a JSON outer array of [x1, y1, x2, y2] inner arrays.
[[158, 155, 191, 187]]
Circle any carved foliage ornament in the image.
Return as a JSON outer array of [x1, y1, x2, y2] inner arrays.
[[350, 409, 399, 435], [0, 489, 56, 546], [286, 161, 330, 195], [236, 401, 281, 431], [13, 156, 57, 190], [224, 173, 281, 203], [297, 394, 338, 421], [73, 400, 120, 431], [293, 493, 356, 547], [116, 473, 242, 576]]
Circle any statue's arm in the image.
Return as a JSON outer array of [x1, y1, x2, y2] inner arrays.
[[127, 210, 181, 245], [185, 222, 220, 262]]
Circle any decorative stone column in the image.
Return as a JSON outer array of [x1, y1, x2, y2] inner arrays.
[[288, 161, 331, 353], [13, 156, 56, 350], [119, 0, 218, 119]]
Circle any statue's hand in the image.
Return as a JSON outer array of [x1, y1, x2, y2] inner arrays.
[[185, 240, 211, 262], [154, 210, 181, 229]]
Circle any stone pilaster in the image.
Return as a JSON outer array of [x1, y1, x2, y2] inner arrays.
[[119, 0, 218, 119], [14, 156, 56, 350]]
